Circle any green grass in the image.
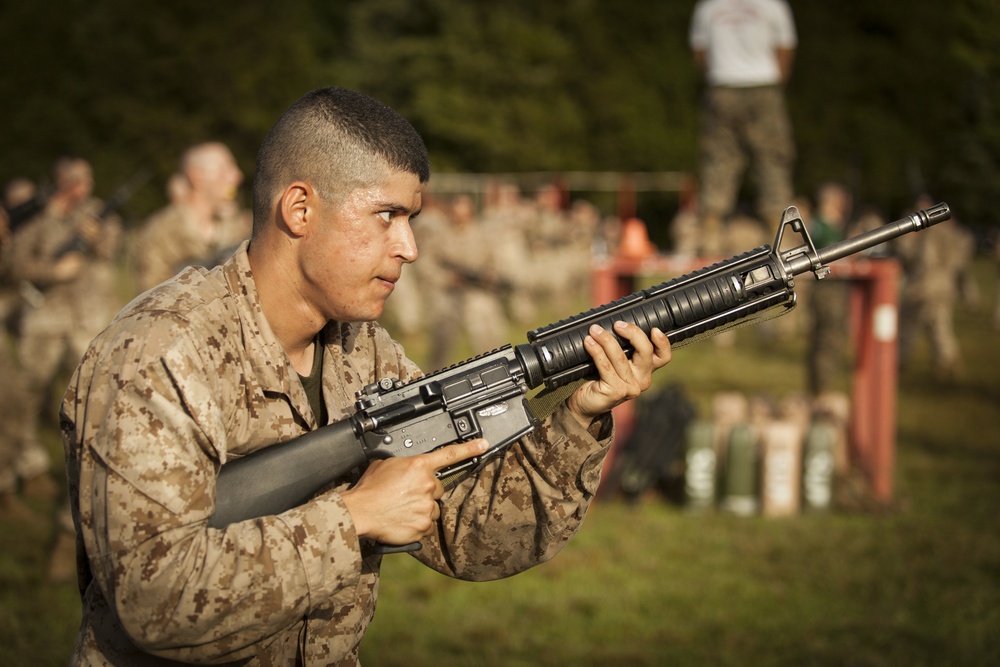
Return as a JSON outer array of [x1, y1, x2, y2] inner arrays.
[[2, 259, 997, 666]]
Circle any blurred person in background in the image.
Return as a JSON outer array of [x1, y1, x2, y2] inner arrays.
[[8, 157, 123, 502], [132, 142, 250, 293], [381, 194, 447, 340], [481, 181, 537, 327], [525, 182, 573, 313], [805, 182, 851, 396], [690, 0, 797, 256], [895, 193, 977, 379], [423, 193, 509, 370], [668, 178, 701, 257], [0, 329, 34, 518], [1, 177, 38, 331], [994, 237, 1000, 332], [0, 179, 37, 519]]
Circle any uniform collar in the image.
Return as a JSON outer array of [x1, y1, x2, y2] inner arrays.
[[222, 241, 317, 427]]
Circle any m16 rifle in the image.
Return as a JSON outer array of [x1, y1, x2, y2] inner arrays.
[[209, 202, 951, 545], [53, 167, 151, 259], [4, 187, 51, 232]]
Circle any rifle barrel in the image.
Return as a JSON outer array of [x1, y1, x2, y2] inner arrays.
[[786, 202, 951, 276]]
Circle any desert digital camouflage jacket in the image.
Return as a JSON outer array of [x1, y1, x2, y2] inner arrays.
[[10, 197, 122, 331], [61, 242, 613, 666]]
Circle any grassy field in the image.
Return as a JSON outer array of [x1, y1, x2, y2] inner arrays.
[[2, 258, 997, 666]]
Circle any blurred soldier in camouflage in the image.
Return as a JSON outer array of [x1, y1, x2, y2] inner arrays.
[[423, 193, 509, 371], [895, 194, 976, 378], [0, 339, 34, 517], [60, 87, 672, 665], [513, 187, 604, 319], [994, 236, 1000, 332], [805, 182, 852, 395], [381, 195, 446, 340], [482, 181, 537, 326], [0, 181, 36, 517], [1, 177, 36, 330], [132, 142, 250, 293], [690, 0, 797, 256], [562, 199, 601, 303], [8, 158, 123, 500]]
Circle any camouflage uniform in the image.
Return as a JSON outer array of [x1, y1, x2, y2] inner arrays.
[[481, 186, 538, 327], [1, 249, 41, 507], [696, 85, 795, 239], [423, 202, 509, 371], [805, 211, 848, 395], [896, 218, 975, 375], [994, 237, 1000, 332], [0, 339, 28, 499], [61, 243, 613, 665], [382, 201, 449, 339], [0, 215, 20, 332], [9, 197, 122, 480], [133, 203, 250, 293], [524, 189, 578, 316]]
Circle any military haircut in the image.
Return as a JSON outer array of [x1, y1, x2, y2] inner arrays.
[[53, 156, 92, 189], [251, 87, 430, 235], [180, 142, 226, 177]]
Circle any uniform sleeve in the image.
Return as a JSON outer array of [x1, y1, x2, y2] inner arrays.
[[9, 217, 65, 286], [90, 211, 122, 261], [134, 208, 195, 292], [415, 402, 614, 580], [67, 317, 366, 663]]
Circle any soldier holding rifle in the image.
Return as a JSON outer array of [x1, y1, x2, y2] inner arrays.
[[60, 88, 671, 665], [10, 157, 123, 501]]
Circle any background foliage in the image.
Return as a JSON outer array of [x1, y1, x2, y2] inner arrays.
[[2, 0, 998, 232]]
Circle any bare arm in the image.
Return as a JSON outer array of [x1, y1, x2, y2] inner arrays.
[[693, 48, 707, 77], [776, 47, 795, 83]]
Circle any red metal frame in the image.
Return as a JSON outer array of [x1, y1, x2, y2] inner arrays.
[[592, 254, 901, 503]]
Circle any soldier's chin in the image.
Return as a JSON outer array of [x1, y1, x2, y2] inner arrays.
[[223, 186, 238, 200]]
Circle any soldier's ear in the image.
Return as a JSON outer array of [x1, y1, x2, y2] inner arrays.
[[280, 182, 312, 237]]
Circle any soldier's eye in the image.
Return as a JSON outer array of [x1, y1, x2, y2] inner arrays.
[[378, 211, 392, 223]]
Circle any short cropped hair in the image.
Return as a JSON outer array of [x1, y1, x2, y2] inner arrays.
[[251, 87, 430, 235], [53, 157, 92, 189]]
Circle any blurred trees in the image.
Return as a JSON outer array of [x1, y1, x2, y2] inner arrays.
[[1, 0, 997, 230]]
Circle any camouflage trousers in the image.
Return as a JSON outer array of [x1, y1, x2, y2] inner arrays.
[[697, 85, 796, 227], [0, 340, 46, 492], [899, 296, 960, 374], [807, 280, 849, 396], [15, 304, 101, 480]]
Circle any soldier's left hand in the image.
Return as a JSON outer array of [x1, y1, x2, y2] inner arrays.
[[566, 321, 671, 427], [77, 216, 102, 244]]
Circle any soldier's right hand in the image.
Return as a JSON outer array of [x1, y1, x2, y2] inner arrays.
[[77, 216, 102, 245], [340, 439, 489, 546], [52, 252, 84, 282]]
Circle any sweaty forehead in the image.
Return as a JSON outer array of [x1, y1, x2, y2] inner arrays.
[[345, 169, 423, 210]]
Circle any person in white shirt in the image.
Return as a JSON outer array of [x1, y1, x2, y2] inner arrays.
[[689, 0, 798, 255]]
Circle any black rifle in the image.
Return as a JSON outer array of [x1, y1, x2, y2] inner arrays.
[[53, 167, 151, 259], [209, 202, 951, 543], [437, 258, 514, 293], [4, 189, 50, 232]]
